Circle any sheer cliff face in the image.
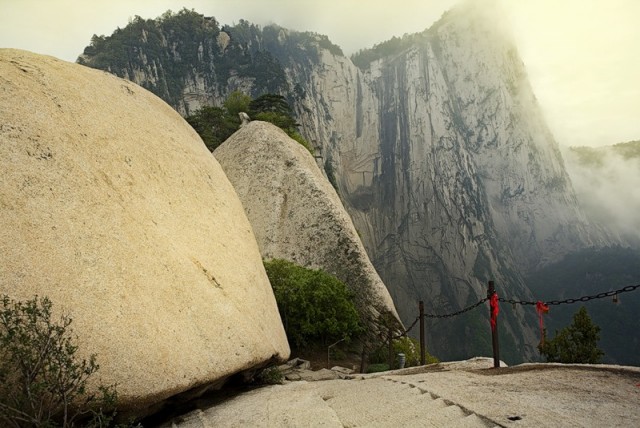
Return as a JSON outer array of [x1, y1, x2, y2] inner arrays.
[[285, 10, 604, 359], [79, 6, 606, 361]]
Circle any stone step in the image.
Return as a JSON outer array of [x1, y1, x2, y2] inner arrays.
[[160, 375, 500, 427], [314, 377, 497, 428], [317, 378, 434, 425], [384, 378, 498, 428], [160, 382, 342, 427]]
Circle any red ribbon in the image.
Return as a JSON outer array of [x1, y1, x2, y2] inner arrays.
[[490, 292, 499, 331], [536, 301, 550, 343]]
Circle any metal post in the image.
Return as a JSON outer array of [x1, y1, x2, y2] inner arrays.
[[419, 301, 426, 365], [488, 281, 500, 368]]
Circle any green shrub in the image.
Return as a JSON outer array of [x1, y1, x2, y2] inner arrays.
[[369, 336, 439, 369], [263, 259, 361, 350], [254, 366, 284, 385], [539, 306, 604, 364], [185, 105, 237, 151], [392, 336, 439, 368], [365, 363, 390, 373], [287, 130, 314, 154], [0, 295, 130, 427]]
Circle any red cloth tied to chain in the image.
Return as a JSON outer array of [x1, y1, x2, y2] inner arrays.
[[536, 301, 550, 343], [490, 292, 499, 331]]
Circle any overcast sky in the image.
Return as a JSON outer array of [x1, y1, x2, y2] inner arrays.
[[1, 0, 638, 148]]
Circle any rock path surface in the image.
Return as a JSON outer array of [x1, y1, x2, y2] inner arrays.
[[160, 358, 640, 427]]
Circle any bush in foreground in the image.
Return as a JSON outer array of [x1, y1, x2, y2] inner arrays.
[[0, 294, 131, 427], [263, 259, 361, 350]]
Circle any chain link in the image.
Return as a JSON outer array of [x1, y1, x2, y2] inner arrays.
[[394, 284, 639, 336], [499, 284, 640, 306], [423, 297, 489, 319], [393, 316, 420, 339]]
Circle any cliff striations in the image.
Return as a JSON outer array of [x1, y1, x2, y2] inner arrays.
[[77, 4, 613, 362]]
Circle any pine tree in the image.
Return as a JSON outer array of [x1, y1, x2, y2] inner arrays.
[[539, 306, 604, 364]]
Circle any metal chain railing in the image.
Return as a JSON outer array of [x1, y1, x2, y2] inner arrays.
[[392, 316, 420, 339], [422, 297, 489, 318], [392, 297, 489, 338], [499, 284, 640, 307], [384, 283, 639, 369]]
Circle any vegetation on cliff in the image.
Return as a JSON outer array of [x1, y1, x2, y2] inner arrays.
[[186, 91, 312, 152], [569, 140, 640, 167], [78, 8, 341, 109], [351, 33, 425, 69]]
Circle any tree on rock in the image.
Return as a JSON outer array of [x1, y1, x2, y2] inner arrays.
[[539, 306, 604, 364], [185, 105, 237, 151], [248, 94, 313, 153]]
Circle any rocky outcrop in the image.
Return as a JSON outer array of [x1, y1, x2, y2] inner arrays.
[[77, 4, 616, 362], [214, 121, 399, 323], [0, 49, 289, 416], [278, 5, 611, 360]]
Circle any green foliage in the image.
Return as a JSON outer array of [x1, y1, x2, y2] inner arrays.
[[0, 295, 130, 427], [223, 90, 251, 118], [249, 94, 295, 121], [365, 363, 390, 373], [526, 246, 640, 366], [569, 140, 640, 167], [288, 131, 314, 154], [611, 140, 640, 159], [568, 146, 605, 168], [539, 306, 604, 364], [254, 366, 284, 385], [392, 336, 439, 367], [253, 111, 296, 132], [250, 94, 313, 153], [79, 8, 345, 108], [369, 336, 438, 369], [185, 105, 237, 151], [263, 259, 362, 350], [252, 111, 313, 153], [79, 8, 221, 105], [185, 92, 313, 153], [351, 33, 423, 69]]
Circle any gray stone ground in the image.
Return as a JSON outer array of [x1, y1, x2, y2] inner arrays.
[[160, 358, 640, 427]]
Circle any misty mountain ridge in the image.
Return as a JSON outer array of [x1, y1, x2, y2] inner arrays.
[[564, 140, 640, 247], [568, 140, 640, 166], [77, 4, 636, 363]]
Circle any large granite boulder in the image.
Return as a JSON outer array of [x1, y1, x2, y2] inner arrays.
[[0, 49, 289, 415], [214, 121, 399, 322]]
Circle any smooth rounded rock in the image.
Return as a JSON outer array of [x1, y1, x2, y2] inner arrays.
[[214, 121, 399, 321], [0, 49, 289, 415]]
